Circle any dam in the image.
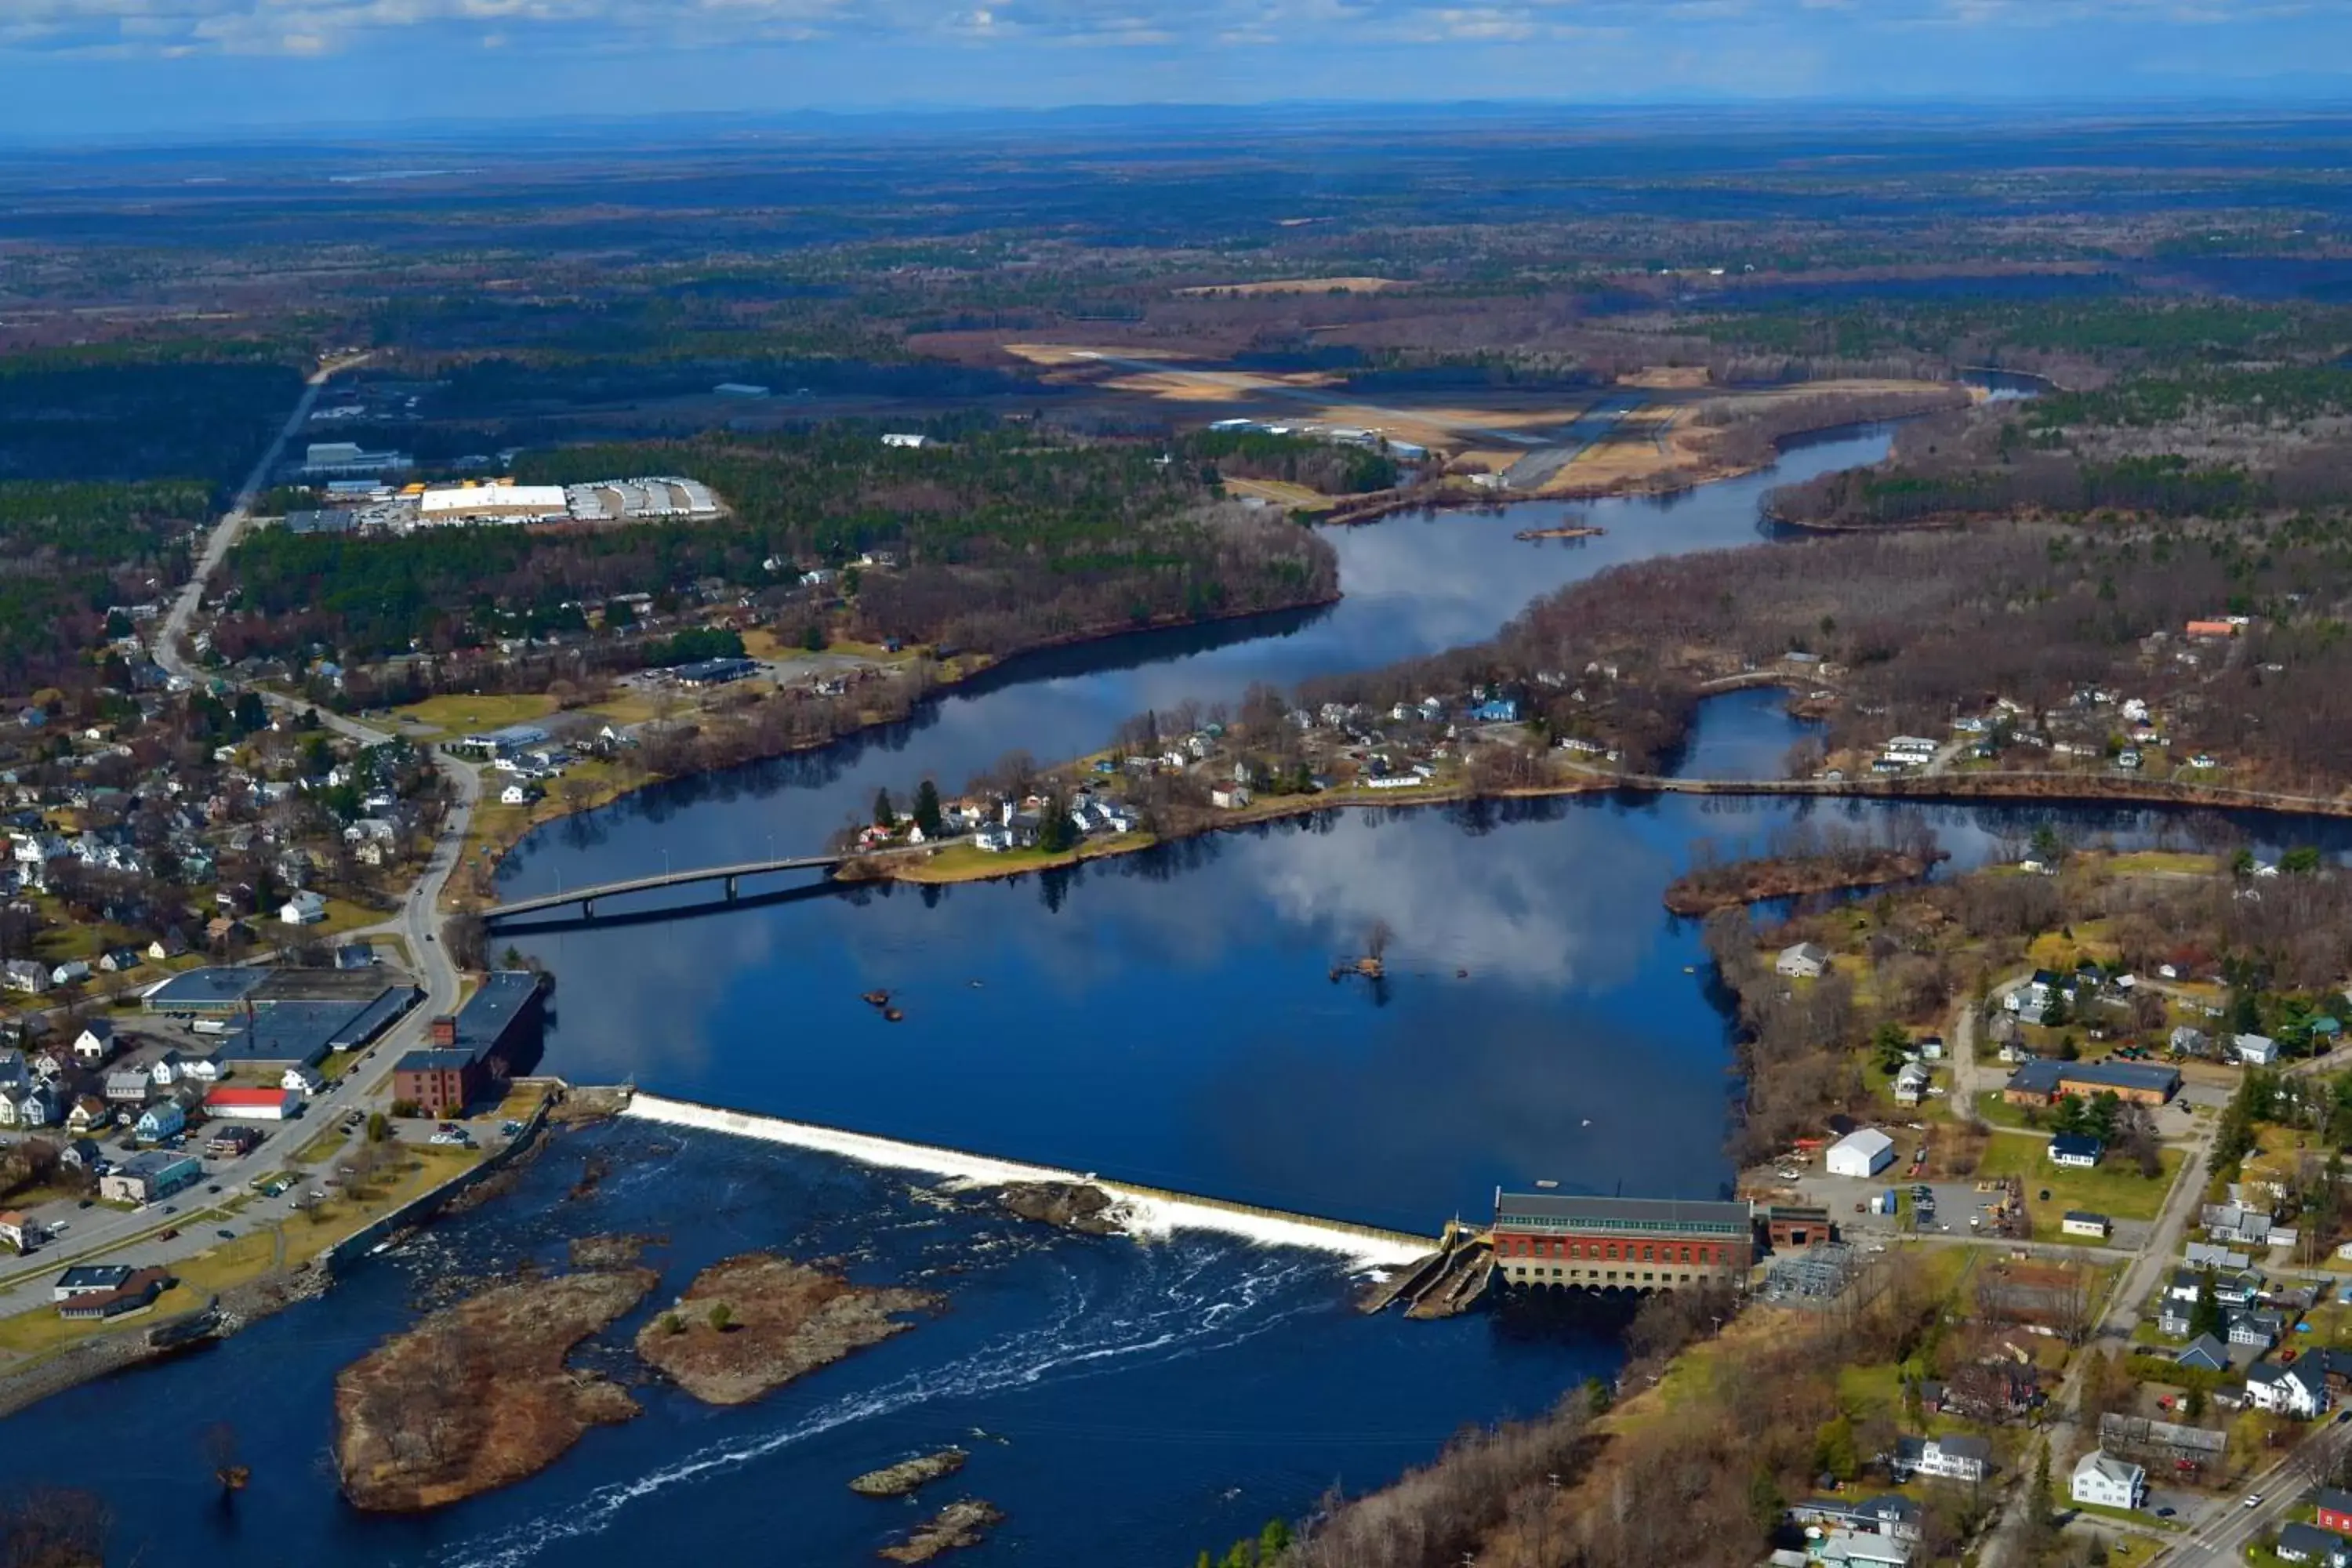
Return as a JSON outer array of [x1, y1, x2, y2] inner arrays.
[[622, 1091, 1443, 1270]]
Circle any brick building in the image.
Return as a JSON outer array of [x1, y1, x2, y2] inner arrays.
[[391, 971, 545, 1117], [1491, 1192, 1754, 1292], [2002, 1058, 2180, 1108]]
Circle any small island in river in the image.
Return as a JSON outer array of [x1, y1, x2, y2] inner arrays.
[[880, 1499, 1007, 1564], [336, 1265, 658, 1512], [851, 1449, 969, 1497], [634, 1253, 942, 1406], [993, 1180, 1122, 1236], [1661, 848, 1938, 915]]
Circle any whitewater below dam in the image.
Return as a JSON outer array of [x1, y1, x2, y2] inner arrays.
[[20, 421, 2352, 1564]]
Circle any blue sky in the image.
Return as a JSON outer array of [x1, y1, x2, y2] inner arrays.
[[5, 0, 2351, 138]]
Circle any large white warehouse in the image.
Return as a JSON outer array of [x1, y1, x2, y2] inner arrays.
[[1824, 1127, 1896, 1178], [417, 483, 571, 523]]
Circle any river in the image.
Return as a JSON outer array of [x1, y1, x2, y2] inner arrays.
[[10, 422, 2341, 1566]]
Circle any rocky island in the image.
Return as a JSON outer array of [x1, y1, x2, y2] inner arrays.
[[850, 1449, 969, 1497], [634, 1253, 941, 1406], [335, 1265, 658, 1512], [880, 1499, 1007, 1563], [993, 1181, 1123, 1236]]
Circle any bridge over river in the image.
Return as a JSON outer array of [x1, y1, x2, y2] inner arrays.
[[481, 854, 846, 922]]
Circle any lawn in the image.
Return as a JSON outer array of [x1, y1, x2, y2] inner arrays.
[[0, 1284, 209, 1355], [892, 833, 1152, 885], [393, 692, 557, 739], [1973, 1092, 2045, 1131], [1836, 1360, 1904, 1423], [2104, 851, 2220, 877], [169, 1229, 279, 1294], [1976, 1131, 2183, 1227], [289, 1122, 351, 1165]]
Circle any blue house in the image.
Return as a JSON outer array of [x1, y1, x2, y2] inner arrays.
[[2049, 1134, 2105, 1169], [1470, 699, 1521, 724], [133, 1102, 185, 1143]]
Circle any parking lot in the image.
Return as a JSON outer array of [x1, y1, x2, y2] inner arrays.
[[1751, 1157, 2150, 1253]]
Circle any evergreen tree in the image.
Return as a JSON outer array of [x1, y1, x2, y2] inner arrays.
[[2189, 1267, 2226, 1340], [913, 779, 944, 838], [2027, 1446, 2054, 1542], [873, 788, 895, 829]]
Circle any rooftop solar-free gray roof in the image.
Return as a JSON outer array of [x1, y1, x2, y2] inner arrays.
[[1494, 1192, 1753, 1235]]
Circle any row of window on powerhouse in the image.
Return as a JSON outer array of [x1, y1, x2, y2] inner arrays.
[[1497, 1235, 1740, 1267], [1504, 1264, 1712, 1286]]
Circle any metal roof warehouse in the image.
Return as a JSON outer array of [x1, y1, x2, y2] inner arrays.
[[143, 967, 267, 1016], [212, 988, 419, 1069], [1492, 1192, 1753, 1238]]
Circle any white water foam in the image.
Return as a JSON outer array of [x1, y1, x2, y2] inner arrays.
[[435, 1242, 1332, 1568], [623, 1092, 1436, 1269]]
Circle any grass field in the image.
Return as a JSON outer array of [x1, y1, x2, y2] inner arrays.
[[1224, 476, 1344, 511], [1973, 1091, 2046, 1131], [889, 833, 1152, 885], [1977, 1131, 2182, 1228], [2105, 851, 2221, 877], [392, 692, 557, 739]]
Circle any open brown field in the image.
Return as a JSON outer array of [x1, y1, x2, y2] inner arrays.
[[1534, 377, 1967, 499], [1174, 275, 1403, 296]]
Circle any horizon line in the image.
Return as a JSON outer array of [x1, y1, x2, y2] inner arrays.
[[10, 93, 2352, 153]]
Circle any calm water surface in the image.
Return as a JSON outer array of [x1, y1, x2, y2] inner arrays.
[[17, 423, 2255, 1567]]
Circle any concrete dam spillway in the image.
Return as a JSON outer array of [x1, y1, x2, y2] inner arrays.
[[622, 1091, 1441, 1270]]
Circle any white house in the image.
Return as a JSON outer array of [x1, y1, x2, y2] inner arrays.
[[2245, 1360, 2329, 1419], [279, 890, 328, 926], [1894, 1063, 1931, 1106], [1826, 1127, 1896, 1179], [2235, 1033, 2281, 1067], [1776, 942, 1829, 979], [70, 1021, 114, 1066], [1813, 1530, 1911, 1568], [1889, 1434, 1990, 1484], [2061, 1211, 2112, 1240], [49, 960, 89, 987], [133, 1102, 185, 1142], [281, 1065, 324, 1095], [1210, 784, 1253, 811], [0, 1085, 55, 1129], [2070, 1450, 2145, 1511]]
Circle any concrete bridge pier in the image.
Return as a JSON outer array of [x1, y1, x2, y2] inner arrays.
[[725, 875, 739, 900], [580, 897, 594, 919]]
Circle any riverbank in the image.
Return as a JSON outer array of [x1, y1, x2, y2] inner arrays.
[[1661, 848, 1939, 914], [451, 590, 1345, 900], [0, 1083, 566, 1421], [848, 764, 2352, 897]]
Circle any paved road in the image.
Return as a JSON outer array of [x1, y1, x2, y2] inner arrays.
[[1984, 1102, 2218, 1568], [158, 354, 366, 689], [2154, 1416, 2352, 1566], [0, 354, 492, 1308]]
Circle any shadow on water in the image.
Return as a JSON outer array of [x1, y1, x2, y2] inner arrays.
[[485, 876, 851, 937]]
